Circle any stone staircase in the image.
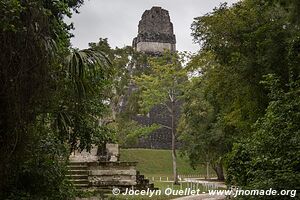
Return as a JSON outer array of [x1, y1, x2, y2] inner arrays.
[[135, 171, 157, 190], [66, 162, 89, 188], [66, 162, 157, 192]]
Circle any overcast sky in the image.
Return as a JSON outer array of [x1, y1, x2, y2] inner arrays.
[[67, 0, 239, 53]]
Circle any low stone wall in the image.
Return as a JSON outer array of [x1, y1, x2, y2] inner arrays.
[[87, 161, 138, 188]]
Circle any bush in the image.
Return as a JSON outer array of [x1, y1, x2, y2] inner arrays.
[[3, 124, 75, 200], [226, 75, 300, 199]]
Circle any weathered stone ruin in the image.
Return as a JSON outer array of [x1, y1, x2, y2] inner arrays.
[[67, 144, 155, 191], [133, 6, 176, 55]]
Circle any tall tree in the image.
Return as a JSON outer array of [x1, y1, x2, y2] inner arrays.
[[181, 0, 299, 180], [0, 1, 112, 198], [135, 52, 187, 184], [179, 51, 231, 180], [186, 0, 300, 195]]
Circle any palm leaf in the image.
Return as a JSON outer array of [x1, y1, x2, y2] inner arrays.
[[66, 48, 112, 98]]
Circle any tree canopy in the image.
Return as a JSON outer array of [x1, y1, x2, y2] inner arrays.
[[0, 1, 112, 199], [179, 0, 300, 195], [135, 52, 187, 184]]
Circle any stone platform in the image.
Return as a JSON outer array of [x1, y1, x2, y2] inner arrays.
[[67, 144, 155, 191], [67, 161, 138, 189]]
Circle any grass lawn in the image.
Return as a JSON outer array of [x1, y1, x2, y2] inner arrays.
[[106, 148, 216, 200], [79, 149, 217, 200], [120, 148, 215, 179]]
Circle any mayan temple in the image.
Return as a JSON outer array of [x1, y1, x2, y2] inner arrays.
[[131, 7, 180, 149], [133, 6, 176, 54]]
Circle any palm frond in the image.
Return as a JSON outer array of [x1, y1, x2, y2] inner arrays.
[[65, 48, 112, 98]]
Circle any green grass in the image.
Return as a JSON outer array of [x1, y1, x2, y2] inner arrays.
[[118, 148, 216, 200], [78, 149, 217, 200], [120, 148, 214, 178]]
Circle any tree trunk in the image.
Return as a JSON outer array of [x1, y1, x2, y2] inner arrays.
[[171, 101, 179, 185], [212, 162, 225, 181]]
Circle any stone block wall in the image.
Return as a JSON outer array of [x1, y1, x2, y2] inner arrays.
[[132, 102, 181, 149], [88, 161, 137, 188], [136, 42, 176, 54], [133, 6, 176, 54]]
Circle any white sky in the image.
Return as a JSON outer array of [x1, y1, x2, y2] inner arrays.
[[66, 0, 239, 53]]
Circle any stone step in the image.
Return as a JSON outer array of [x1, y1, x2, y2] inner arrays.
[[92, 180, 136, 186], [89, 169, 136, 176], [68, 161, 88, 165], [67, 170, 89, 175], [73, 183, 89, 188], [67, 166, 88, 170], [66, 174, 88, 179], [68, 164, 88, 167], [66, 162, 89, 190], [68, 163, 88, 167], [69, 179, 89, 184]]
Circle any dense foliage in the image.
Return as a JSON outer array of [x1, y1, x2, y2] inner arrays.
[[226, 75, 300, 199], [87, 38, 160, 147], [180, 0, 300, 193], [0, 1, 112, 199]]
